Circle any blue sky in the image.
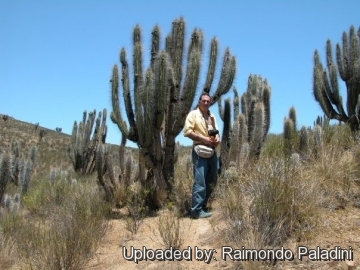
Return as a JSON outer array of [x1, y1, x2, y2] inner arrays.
[[1, 0, 359, 147]]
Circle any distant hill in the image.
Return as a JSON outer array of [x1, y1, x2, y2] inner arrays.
[[0, 113, 126, 179]]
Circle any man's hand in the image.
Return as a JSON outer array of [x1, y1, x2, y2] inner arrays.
[[211, 134, 220, 147], [203, 135, 220, 147], [189, 132, 220, 147], [202, 136, 214, 146]]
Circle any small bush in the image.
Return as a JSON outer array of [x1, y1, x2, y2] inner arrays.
[[220, 155, 319, 249], [0, 176, 109, 270], [156, 209, 184, 249], [125, 186, 148, 235]]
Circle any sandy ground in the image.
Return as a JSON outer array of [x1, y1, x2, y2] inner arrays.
[[84, 205, 360, 270]]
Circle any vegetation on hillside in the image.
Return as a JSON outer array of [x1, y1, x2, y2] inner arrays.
[[1, 24, 359, 269]]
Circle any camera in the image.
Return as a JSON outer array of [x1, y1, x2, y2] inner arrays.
[[208, 129, 219, 137]]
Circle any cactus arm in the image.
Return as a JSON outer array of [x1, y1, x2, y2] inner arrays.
[[132, 24, 142, 77], [347, 26, 360, 117], [263, 84, 271, 137], [110, 64, 131, 139], [171, 29, 202, 134], [142, 68, 155, 147], [100, 109, 108, 143], [211, 48, 236, 104], [313, 51, 341, 120], [202, 38, 218, 93], [240, 93, 247, 120], [326, 41, 341, 104], [150, 25, 160, 68], [220, 98, 231, 169], [180, 29, 202, 106], [336, 43, 346, 81], [233, 87, 239, 121], [168, 18, 185, 86], [325, 41, 348, 119], [154, 51, 168, 129], [217, 97, 224, 122], [133, 26, 145, 145]]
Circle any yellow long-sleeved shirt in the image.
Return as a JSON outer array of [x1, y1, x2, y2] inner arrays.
[[183, 108, 219, 145]]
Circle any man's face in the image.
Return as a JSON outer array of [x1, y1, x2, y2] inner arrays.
[[199, 95, 211, 111]]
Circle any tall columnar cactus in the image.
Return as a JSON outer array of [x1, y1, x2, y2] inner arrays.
[[96, 144, 117, 202], [118, 133, 127, 180], [313, 125, 323, 157], [0, 152, 12, 204], [282, 107, 299, 157], [68, 109, 108, 176], [110, 17, 236, 193], [313, 25, 360, 131], [289, 106, 297, 132], [283, 118, 295, 157], [299, 125, 309, 155], [219, 98, 231, 169]]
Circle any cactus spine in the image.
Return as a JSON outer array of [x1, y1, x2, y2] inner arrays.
[[110, 18, 236, 194], [313, 25, 360, 131]]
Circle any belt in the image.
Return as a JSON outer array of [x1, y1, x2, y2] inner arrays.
[[194, 144, 215, 150]]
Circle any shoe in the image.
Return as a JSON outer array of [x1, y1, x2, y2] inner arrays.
[[190, 209, 212, 219], [203, 206, 210, 213]]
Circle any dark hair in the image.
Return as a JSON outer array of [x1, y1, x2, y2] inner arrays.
[[199, 92, 211, 101]]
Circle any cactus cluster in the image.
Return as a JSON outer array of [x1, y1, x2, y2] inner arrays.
[[282, 107, 326, 159], [68, 109, 107, 176], [0, 143, 37, 205], [219, 75, 271, 170], [110, 17, 236, 195], [313, 25, 360, 132]]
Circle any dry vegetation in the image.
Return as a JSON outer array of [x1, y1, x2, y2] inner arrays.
[[1, 114, 360, 269]]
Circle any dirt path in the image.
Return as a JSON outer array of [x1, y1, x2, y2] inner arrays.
[[85, 207, 360, 269]]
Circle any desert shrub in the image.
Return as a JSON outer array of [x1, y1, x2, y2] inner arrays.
[[219, 153, 319, 250], [124, 185, 149, 235], [0, 175, 109, 270], [248, 157, 318, 246], [156, 209, 184, 249], [0, 217, 18, 269], [307, 125, 360, 209], [172, 153, 193, 216], [22, 176, 74, 216]]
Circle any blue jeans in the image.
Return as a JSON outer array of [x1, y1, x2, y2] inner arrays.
[[190, 148, 218, 214]]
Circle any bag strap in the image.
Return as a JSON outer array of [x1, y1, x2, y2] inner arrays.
[[204, 110, 215, 131]]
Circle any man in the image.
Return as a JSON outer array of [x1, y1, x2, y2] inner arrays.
[[183, 92, 220, 219]]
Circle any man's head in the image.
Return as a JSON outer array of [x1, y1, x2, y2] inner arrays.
[[198, 92, 211, 113]]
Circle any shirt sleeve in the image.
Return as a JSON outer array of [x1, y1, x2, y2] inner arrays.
[[183, 111, 195, 137]]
